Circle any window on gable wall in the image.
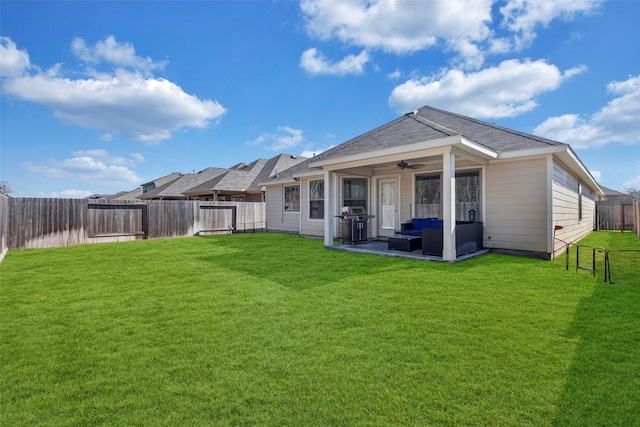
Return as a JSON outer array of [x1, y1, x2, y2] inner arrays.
[[284, 185, 300, 212], [309, 180, 324, 219]]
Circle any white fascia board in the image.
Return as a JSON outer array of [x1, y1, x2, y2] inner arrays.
[[261, 177, 297, 186], [497, 145, 568, 159], [560, 146, 604, 196], [291, 169, 324, 180], [459, 136, 498, 159], [309, 134, 463, 169]]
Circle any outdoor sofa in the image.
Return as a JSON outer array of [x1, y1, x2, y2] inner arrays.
[[401, 217, 483, 256]]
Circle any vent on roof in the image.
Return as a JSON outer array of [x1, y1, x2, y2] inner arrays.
[[404, 110, 418, 116]]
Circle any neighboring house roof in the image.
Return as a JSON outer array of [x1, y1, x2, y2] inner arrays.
[[266, 105, 602, 196], [184, 153, 307, 196], [140, 172, 184, 189], [138, 167, 228, 199], [600, 185, 635, 201], [262, 156, 317, 186], [85, 193, 115, 200], [249, 153, 308, 191], [110, 188, 143, 200], [186, 160, 265, 195]]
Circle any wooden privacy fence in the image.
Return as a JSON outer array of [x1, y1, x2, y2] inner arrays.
[[0, 194, 8, 260], [1, 198, 265, 251], [597, 199, 637, 232]]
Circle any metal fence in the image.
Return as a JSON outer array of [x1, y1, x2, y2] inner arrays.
[[604, 250, 640, 284], [553, 241, 639, 284]]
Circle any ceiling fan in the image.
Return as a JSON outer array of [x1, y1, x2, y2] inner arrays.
[[397, 160, 424, 170]]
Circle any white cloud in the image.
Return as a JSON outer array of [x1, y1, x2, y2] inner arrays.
[[72, 149, 145, 167], [534, 75, 640, 148], [23, 150, 143, 188], [71, 36, 167, 72], [301, 0, 492, 56], [300, 0, 601, 69], [590, 170, 602, 182], [389, 59, 586, 117], [387, 69, 402, 80], [250, 126, 305, 151], [0, 37, 31, 77], [622, 175, 640, 192], [300, 48, 369, 76], [499, 0, 602, 50], [1, 37, 226, 144]]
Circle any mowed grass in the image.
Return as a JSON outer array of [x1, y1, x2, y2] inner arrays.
[[1, 232, 638, 426]]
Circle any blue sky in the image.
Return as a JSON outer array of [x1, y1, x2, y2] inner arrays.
[[1, 0, 638, 198]]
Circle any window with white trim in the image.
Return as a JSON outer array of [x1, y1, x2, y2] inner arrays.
[[415, 170, 481, 221], [284, 185, 300, 212], [415, 174, 441, 217], [309, 180, 324, 219], [578, 182, 583, 221], [343, 178, 367, 207], [455, 170, 481, 222]]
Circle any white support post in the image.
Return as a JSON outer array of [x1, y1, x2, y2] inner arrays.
[[442, 149, 457, 261], [324, 169, 334, 246]]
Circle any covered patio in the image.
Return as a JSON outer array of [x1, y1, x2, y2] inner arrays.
[[313, 130, 497, 261], [264, 105, 604, 261], [331, 239, 489, 262]]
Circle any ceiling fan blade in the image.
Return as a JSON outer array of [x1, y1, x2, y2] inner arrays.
[[397, 160, 425, 169]]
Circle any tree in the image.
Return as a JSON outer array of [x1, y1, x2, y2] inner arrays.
[[0, 181, 12, 195], [626, 187, 640, 199]]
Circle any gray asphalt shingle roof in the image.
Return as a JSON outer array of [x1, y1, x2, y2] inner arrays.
[[312, 105, 565, 163], [183, 154, 307, 195], [266, 105, 569, 185], [139, 167, 228, 199]]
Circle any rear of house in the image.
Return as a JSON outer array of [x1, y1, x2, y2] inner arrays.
[[264, 105, 602, 260]]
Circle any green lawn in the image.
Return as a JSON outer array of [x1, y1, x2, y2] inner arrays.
[[1, 231, 639, 426]]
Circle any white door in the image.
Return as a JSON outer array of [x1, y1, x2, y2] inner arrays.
[[378, 178, 398, 237]]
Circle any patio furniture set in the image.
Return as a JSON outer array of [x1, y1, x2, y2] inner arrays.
[[388, 217, 483, 256]]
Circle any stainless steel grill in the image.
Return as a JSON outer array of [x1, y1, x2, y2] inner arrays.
[[336, 206, 375, 244]]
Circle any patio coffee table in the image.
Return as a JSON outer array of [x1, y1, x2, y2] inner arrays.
[[388, 235, 422, 252]]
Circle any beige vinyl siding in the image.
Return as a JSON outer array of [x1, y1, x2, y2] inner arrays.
[[300, 176, 325, 237], [265, 184, 300, 233], [552, 160, 596, 257], [484, 158, 548, 253]]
